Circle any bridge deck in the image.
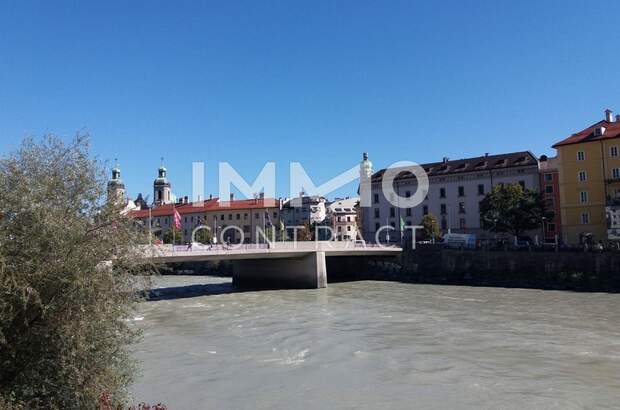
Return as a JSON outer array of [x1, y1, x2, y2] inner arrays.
[[140, 242, 401, 263]]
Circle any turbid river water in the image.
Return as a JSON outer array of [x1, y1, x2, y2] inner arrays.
[[130, 276, 620, 409]]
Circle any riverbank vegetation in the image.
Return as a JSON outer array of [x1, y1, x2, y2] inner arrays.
[[0, 135, 152, 409]]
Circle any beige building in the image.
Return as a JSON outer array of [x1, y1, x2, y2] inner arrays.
[[328, 197, 359, 241], [129, 196, 282, 244]]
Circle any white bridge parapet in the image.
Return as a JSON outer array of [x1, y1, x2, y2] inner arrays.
[[138, 241, 402, 288]]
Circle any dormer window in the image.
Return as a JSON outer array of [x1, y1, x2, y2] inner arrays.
[[594, 127, 606, 137]]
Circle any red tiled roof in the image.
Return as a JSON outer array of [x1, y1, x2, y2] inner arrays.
[[127, 198, 279, 218], [553, 120, 620, 148]]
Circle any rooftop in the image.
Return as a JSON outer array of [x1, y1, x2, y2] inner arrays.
[[371, 151, 538, 183], [127, 197, 280, 218], [553, 118, 620, 148]]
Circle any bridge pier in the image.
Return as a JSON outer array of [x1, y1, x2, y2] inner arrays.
[[232, 251, 327, 289]]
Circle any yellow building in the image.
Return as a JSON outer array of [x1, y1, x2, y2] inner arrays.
[[553, 109, 620, 244]]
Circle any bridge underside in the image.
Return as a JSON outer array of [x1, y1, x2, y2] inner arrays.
[[232, 252, 398, 289], [233, 251, 328, 289]]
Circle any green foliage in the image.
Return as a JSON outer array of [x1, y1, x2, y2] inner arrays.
[[479, 184, 550, 237], [0, 135, 149, 409], [162, 229, 182, 244], [421, 213, 441, 240], [192, 226, 213, 244]]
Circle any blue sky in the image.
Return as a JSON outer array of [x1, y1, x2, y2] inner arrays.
[[1, 1, 619, 200]]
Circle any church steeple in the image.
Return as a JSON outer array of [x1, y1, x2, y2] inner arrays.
[[153, 157, 172, 206], [107, 159, 126, 205]]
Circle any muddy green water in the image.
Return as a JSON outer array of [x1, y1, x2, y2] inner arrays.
[[130, 276, 620, 409]]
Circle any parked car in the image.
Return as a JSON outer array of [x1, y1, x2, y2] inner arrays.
[[441, 233, 476, 249]]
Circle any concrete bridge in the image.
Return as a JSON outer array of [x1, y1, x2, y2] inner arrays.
[[139, 242, 402, 288]]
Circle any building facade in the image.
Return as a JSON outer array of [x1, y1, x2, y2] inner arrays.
[[362, 151, 541, 243], [328, 197, 359, 241], [552, 109, 620, 244], [280, 195, 327, 238], [538, 155, 562, 242], [128, 197, 282, 244]]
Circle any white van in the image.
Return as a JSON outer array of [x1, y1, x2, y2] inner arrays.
[[441, 233, 476, 249]]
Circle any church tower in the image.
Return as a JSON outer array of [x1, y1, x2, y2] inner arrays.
[[153, 158, 172, 206], [359, 152, 374, 207], [107, 160, 126, 205]]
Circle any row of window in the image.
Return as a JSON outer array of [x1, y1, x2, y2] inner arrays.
[[374, 202, 469, 219], [576, 168, 620, 182], [576, 146, 619, 161], [372, 182, 529, 204]]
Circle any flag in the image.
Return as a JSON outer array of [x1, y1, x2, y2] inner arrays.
[[173, 206, 182, 230]]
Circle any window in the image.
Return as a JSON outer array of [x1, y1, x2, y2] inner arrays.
[[612, 168, 620, 179], [347, 226, 351, 231], [439, 188, 446, 198], [458, 202, 466, 214], [184, 217, 187, 223], [390, 222, 395, 228], [545, 185, 554, 194], [228, 214, 232, 220], [545, 198, 555, 208], [459, 218, 466, 229], [220, 214, 224, 221], [611, 146, 618, 157], [373, 193, 379, 204], [578, 171, 587, 182], [478, 184, 485, 195], [441, 218, 447, 230], [458, 186, 465, 197], [440, 204, 447, 215], [374, 208, 380, 218], [375, 222, 380, 231], [544, 173, 553, 182], [581, 212, 590, 224], [337, 226, 342, 232], [244, 213, 248, 220], [337, 216, 341, 222], [423, 205, 428, 215], [406, 208, 412, 217], [577, 151, 585, 161], [390, 207, 395, 218], [236, 213, 240, 220], [347, 216, 351, 222], [518, 181, 526, 189], [273, 212, 278, 218], [405, 190, 411, 198], [580, 191, 588, 203]]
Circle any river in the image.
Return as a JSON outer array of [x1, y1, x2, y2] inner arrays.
[[130, 276, 620, 409]]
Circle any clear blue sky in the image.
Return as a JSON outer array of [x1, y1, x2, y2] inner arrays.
[[1, 1, 619, 200]]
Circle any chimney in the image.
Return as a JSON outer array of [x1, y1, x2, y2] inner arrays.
[[229, 193, 234, 201], [183, 196, 188, 204], [485, 152, 489, 157], [259, 192, 265, 199], [605, 109, 613, 122], [442, 157, 449, 164], [209, 194, 213, 200]]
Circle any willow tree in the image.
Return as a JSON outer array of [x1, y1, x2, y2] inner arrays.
[[0, 135, 149, 409]]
